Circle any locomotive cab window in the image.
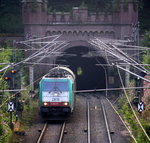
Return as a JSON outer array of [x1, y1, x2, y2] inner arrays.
[[43, 81, 69, 92]]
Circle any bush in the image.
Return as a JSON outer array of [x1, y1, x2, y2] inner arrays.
[[116, 91, 150, 143], [0, 124, 3, 136]]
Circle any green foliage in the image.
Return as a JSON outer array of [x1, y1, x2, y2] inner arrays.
[[48, 0, 112, 12], [47, 6, 52, 14], [17, 87, 39, 131], [0, 42, 12, 69], [0, 110, 13, 143], [118, 98, 150, 143], [143, 54, 150, 71], [21, 97, 39, 128], [111, 0, 120, 12], [123, 0, 129, 10], [0, 120, 3, 136], [139, 0, 150, 33], [0, 0, 149, 33], [142, 30, 150, 47], [0, 40, 25, 142], [31, 0, 38, 12], [0, 0, 23, 33], [0, 41, 13, 104], [79, 1, 87, 8], [142, 30, 150, 70], [0, 14, 23, 33]]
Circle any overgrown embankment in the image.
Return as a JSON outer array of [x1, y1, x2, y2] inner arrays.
[[115, 81, 150, 143], [0, 41, 39, 143]]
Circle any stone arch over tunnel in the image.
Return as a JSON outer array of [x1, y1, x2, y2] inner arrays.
[[55, 46, 108, 90]]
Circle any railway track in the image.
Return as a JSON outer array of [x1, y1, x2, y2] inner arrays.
[[88, 95, 131, 143], [22, 94, 132, 143], [37, 122, 48, 143], [87, 96, 112, 143], [87, 101, 91, 143], [100, 99, 112, 143], [36, 121, 66, 143]]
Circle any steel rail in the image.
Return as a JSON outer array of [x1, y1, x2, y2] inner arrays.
[[106, 98, 138, 143], [87, 101, 91, 143], [36, 122, 48, 143], [101, 100, 112, 143], [58, 122, 66, 143]]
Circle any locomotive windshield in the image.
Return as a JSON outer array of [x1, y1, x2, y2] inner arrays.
[[43, 81, 69, 92]]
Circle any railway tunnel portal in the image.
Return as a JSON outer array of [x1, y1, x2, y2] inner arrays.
[[55, 46, 107, 90], [22, 0, 138, 92]]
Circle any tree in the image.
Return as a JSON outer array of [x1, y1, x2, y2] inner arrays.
[[142, 30, 150, 70]]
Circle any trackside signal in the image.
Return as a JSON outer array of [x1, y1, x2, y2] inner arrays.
[[4, 73, 11, 81], [11, 69, 17, 74], [4, 76, 10, 81]]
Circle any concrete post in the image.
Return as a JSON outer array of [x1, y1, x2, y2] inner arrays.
[[125, 65, 130, 87], [29, 66, 34, 92]]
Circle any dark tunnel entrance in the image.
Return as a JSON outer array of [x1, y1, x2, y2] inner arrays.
[[56, 46, 107, 90]]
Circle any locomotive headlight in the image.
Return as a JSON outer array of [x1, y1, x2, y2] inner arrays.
[[64, 102, 68, 106], [53, 92, 59, 96], [43, 102, 48, 106]]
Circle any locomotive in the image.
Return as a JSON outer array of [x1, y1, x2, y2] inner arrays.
[[39, 66, 76, 120]]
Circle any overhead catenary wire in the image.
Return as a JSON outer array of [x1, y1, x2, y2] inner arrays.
[[106, 98, 138, 143], [94, 38, 149, 74], [24, 62, 69, 67], [116, 65, 150, 83], [90, 38, 149, 75], [96, 63, 150, 66], [74, 86, 150, 93], [90, 40, 136, 68], [129, 50, 146, 63], [23, 42, 57, 62], [0, 69, 55, 108], [95, 57, 108, 97], [27, 41, 69, 64], [0, 35, 65, 72], [18, 35, 62, 60], [19, 40, 68, 64], [117, 66, 150, 141], [90, 39, 132, 63], [0, 35, 71, 108], [0, 41, 56, 72], [0, 89, 26, 92], [110, 44, 148, 73], [17, 34, 61, 44], [113, 43, 150, 50]]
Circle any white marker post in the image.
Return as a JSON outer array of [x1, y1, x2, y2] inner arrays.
[[8, 102, 14, 129], [138, 102, 144, 113]]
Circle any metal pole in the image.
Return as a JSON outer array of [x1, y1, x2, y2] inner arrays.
[[9, 77, 13, 129], [125, 65, 130, 87], [29, 66, 34, 92], [10, 111, 13, 130], [87, 101, 91, 143], [137, 21, 140, 63]]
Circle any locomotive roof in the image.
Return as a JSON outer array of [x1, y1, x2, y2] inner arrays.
[[45, 66, 75, 80]]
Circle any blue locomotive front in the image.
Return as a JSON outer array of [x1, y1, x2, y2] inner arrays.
[[39, 67, 75, 120]]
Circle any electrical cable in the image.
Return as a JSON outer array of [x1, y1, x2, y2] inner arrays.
[[0, 35, 65, 72], [117, 66, 150, 141], [17, 34, 61, 44], [111, 44, 149, 73], [97, 39, 149, 74], [116, 65, 150, 83], [106, 98, 138, 143], [95, 57, 108, 97], [90, 39, 149, 75], [0, 69, 54, 108]]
